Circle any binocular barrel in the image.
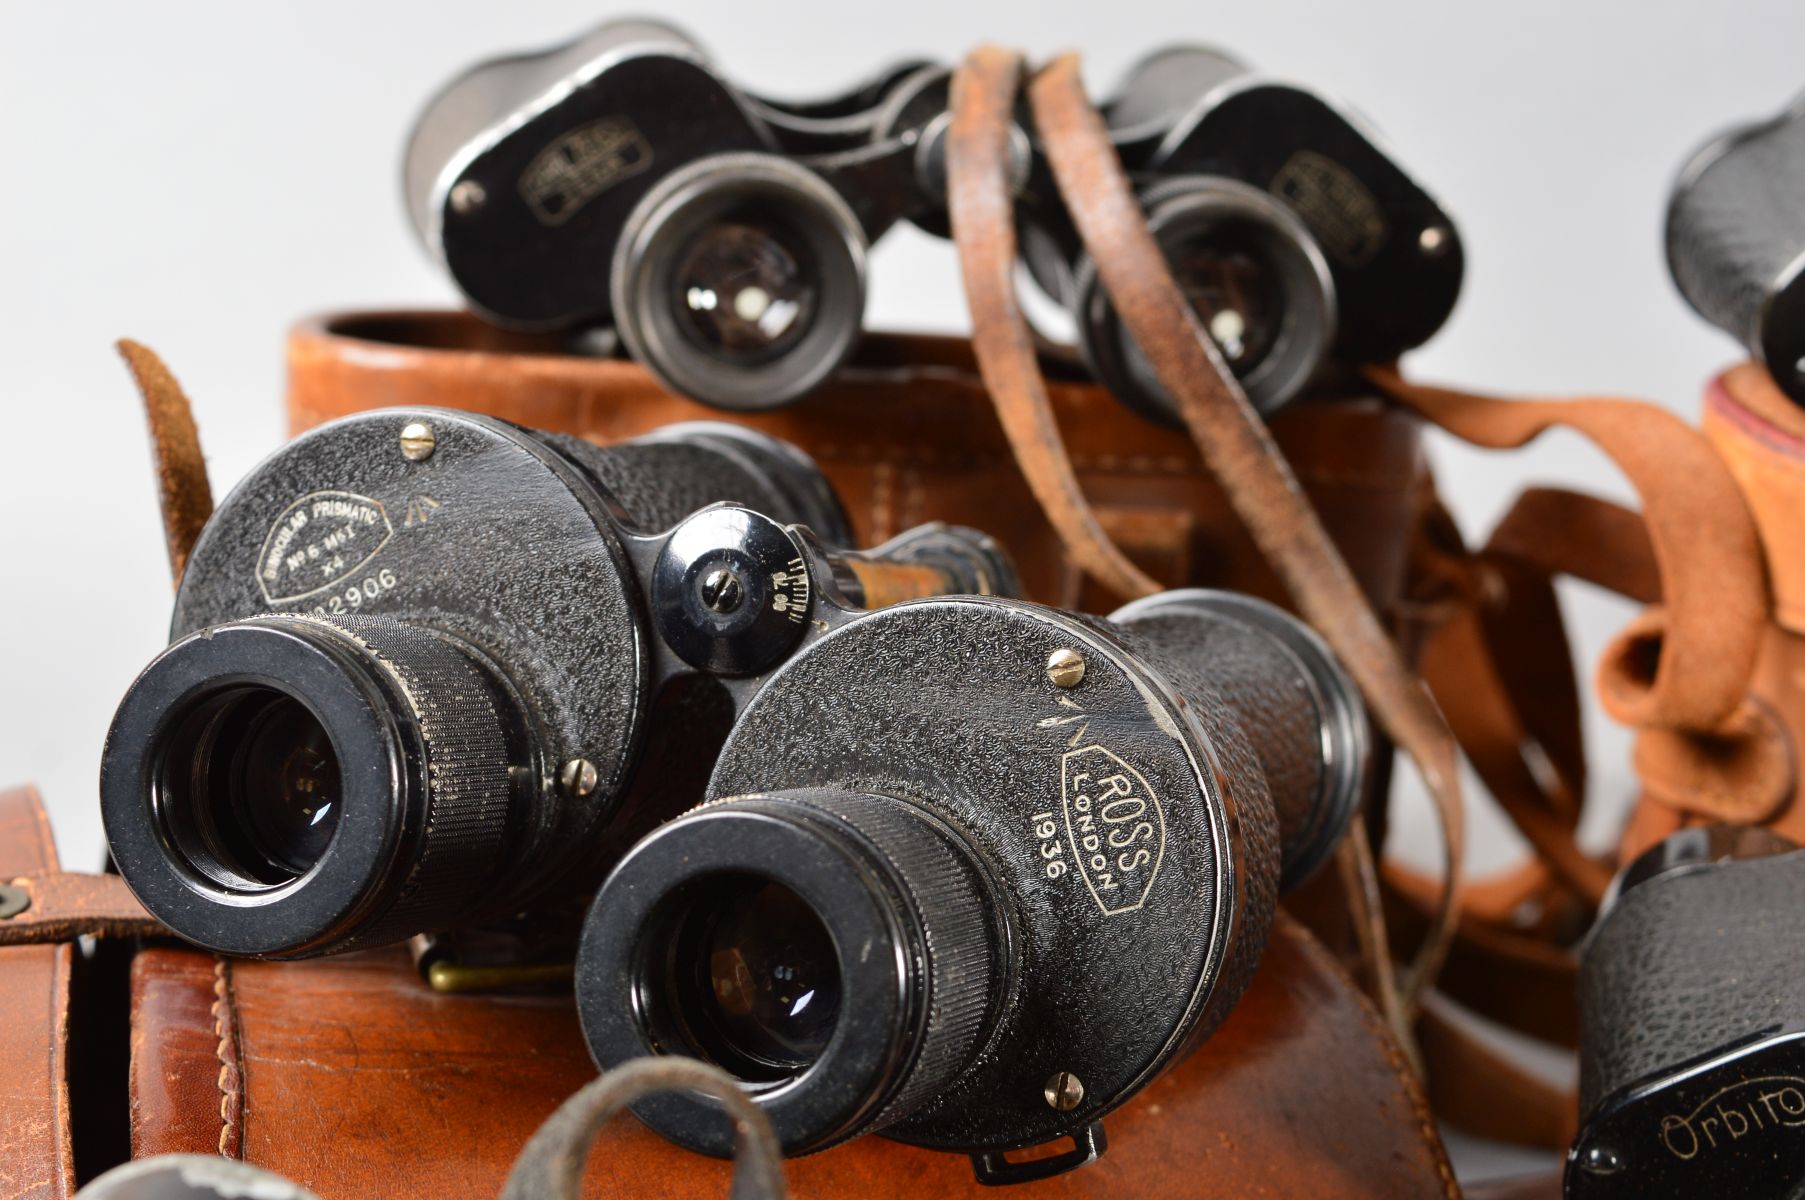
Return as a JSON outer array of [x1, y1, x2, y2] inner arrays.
[[100, 410, 1001, 959], [1667, 92, 1805, 405], [1569, 826, 1805, 1199], [576, 589, 1366, 1163]]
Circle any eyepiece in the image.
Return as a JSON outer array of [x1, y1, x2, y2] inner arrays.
[[613, 153, 867, 410], [656, 872, 843, 1082], [102, 615, 521, 958], [1077, 177, 1335, 421], [579, 789, 999, 1156], [157, 686, 344, 886]]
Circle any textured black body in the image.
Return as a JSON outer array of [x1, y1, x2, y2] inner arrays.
[[1579, 849, 1805, 1115], [109, 408, 841, 955], [1149, 73, 1462, 361], [1667, 94, 1805, 403], [601, 589, 1361, 1156], [1569, 845, 1805, 1198]]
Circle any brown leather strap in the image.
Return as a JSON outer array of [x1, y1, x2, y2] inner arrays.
[[118, 339, 213, 584], [1488, 488, 1658, 605], [0, 870, 162, 947], [0, 785, 76, 1200], [1368, 366, 1765, 734], [1027, 54, 1465, 1013], [945, 47, 1162, 602], [1418, 1005, 1577, 1151], [501, 1059, 787, 1200]]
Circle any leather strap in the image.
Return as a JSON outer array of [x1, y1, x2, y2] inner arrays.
[[1418, 1004, 1577, 1151], [0, 871, 161, 947], [501, 1059, 786, 1200], [0, 785, 76, 1200], [945, 47, 1163, 602], [1026, 53, 1465, 1015], [117, 340, 212, 585], [1368, 366, 1765, 734]]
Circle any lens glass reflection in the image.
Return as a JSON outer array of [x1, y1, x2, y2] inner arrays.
[[670, 212, 820, 366], [159, 687, 344, 888], [1164, 222, 1285, 374], [229, 696, 343, 878], [667, 873, 841, 1081]]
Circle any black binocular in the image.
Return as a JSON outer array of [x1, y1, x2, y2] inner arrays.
[[405, 22, 1461, 419], [576, 586, 1366, 1178], [1667, 90, 1805, 406], [1570, 825, 1805, 1199], [100, 410, 1011, 959]]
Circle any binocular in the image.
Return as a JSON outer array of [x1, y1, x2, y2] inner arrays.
[[405, 21, 1461, 419], [577, 587, 1366, 1177], [405, 20, 954, 410], [1668, 90, 1805, 406], [1570, 826, 1805, 1199], [101, 410, 1011, 958], [98, 409, 1367, 1180]]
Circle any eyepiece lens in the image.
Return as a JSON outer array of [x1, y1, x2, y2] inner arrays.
[[661, 873, 841, 1082], [158, 687, 344, 888], [233, 695, 343, 877], [1165, 223, 1286, 374], [670, 212, 821, 366]]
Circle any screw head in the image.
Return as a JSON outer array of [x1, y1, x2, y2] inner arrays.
[[1044, 1070, 1084, 1111], [1418, 225, 1451, 257], [698, 566, 746, 614], [1046, 648, 1086, 688], [560, 758, 599, 799], [399, 421, 437, 462], [449, 179, 487, 216], [1577, 1143, 1623, 1176], [0, 881, 29, 920]]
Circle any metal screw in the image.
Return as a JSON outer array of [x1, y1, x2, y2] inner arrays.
[[1577, 1143, 1623, 1176], [399, 421, 437, 462], [0, 882, 29, 920], [560, 758, 599, 798], [1046, 648, 1086, 688], [698, 566, 745, 614], [1044, 1070, 1084, 1111], [1418, 225, 1451, 257], [449, 179, 487, 216]]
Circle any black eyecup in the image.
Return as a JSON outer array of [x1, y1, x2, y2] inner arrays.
[[101, 615, 514, 958], [578, 790, 993, 1157], [610, 152, 868, 411]]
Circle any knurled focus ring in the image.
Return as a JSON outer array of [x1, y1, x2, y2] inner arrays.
[[308, 615, 515, 952]]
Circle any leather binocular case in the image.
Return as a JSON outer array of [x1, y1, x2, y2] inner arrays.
[[285, 312, 1428, 623], [1693, 362, 1805, 842]]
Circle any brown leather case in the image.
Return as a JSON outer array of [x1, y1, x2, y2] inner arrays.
[[127, 912, 1455, 1198], [0, 786, 74, 1200], [285, 313, 1426, 617], [1703, 362, 1805, 841]]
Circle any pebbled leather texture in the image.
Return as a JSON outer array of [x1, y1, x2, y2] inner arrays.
[[1578, 849, 1805, 1116]]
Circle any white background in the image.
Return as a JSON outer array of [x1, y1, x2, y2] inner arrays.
[[0, 2, 1799, 1176]]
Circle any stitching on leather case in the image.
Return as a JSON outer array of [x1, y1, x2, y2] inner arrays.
[[211, 957, 245, 1159], [1286, 916, 1461, 1200]]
